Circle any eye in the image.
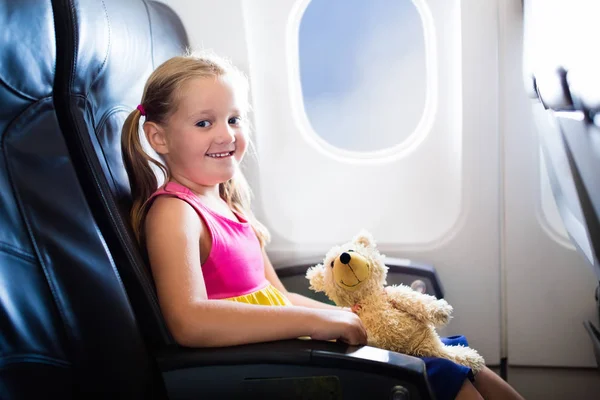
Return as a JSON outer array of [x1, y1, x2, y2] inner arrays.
[[347, 250, 354, 252], [228, 116, 242, 125], [330, 261, 334, 268], [195, 120, 212, 128]]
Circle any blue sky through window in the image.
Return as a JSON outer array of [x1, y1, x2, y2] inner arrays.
[[299, 0, 427, 152]]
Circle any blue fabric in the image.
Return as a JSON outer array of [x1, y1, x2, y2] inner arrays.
[[419, 335, 476, 400]]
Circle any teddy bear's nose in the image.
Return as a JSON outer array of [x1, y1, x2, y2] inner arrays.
[[340, 252, 351, 264]]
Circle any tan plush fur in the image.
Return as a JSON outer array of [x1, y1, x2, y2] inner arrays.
[[306, 230, 485, 373]]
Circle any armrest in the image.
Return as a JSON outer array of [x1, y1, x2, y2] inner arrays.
[[276, 257, 445, 299], [156, 339, 434, 400], [584, 321, 600, 371]]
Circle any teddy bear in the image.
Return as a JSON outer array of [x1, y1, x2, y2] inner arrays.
[[305, 229, 485, 373]]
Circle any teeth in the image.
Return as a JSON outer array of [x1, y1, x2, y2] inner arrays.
[[207, 151, 232, 158]]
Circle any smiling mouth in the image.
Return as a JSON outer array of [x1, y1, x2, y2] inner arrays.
[[340, 279, 361, 287], [206, 151, 234, 158], [338, 262, 369, 288]]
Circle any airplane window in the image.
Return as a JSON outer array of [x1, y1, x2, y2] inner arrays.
[[299, 0, 427, 152]]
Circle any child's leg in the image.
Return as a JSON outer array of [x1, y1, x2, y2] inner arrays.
[[455, 380, 484, 400], [472, 366, 525, 400]]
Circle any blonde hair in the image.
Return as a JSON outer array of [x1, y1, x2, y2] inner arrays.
[[121, 51, 270, 248]]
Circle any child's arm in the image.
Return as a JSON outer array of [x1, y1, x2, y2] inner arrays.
[[262, 249, 348, 311], [145, 197, 366, 348]]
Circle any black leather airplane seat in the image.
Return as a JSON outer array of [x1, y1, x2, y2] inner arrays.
[[0, 0, 162, 398]]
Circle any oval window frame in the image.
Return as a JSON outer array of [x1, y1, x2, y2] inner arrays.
[[286, 0, 438, 164]]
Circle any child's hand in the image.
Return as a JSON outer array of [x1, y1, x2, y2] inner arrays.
[[310, 309, 368, 346]]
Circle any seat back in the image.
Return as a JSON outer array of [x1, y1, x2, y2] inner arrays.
[[0, 0, 163, 397], [523, 1, 600, 281], [52, 0, 189, 349]]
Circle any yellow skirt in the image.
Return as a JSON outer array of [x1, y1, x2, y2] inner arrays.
[[222, 284, 293, 306]]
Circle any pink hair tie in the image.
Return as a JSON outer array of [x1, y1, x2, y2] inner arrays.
[[136, 104, 146, 116]]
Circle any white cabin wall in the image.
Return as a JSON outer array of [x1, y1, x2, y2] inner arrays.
[[396, 0, 503, 364], [160, 0, 250, 73]]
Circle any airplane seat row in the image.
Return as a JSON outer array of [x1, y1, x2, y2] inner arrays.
[[522, 0, 600, 370], [0, 0, 437, 398]]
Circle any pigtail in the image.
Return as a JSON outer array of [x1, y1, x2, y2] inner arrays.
[[121, 108, 168, 244]]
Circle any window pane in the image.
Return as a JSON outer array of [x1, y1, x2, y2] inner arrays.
[[299, 0, 427, 152]]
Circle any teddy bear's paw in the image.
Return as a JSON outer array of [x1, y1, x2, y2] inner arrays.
[[465, 352, 486, 374], [429, 299, 453, 326], [444, 345, 485, 374]]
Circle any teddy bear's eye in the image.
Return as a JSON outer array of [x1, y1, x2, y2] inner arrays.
[[347, 250, 354, 252], [330, 261, 334, 267]]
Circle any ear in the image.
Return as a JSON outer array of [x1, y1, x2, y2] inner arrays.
[[144, 122, 169, 155], [354, 229, 375, 249], [306, 264, 326, 293]]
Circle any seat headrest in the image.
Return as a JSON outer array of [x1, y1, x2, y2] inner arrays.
[[0, 1, 55, 134], [0, 2, 55, 95], [58, 0, 188, 201]]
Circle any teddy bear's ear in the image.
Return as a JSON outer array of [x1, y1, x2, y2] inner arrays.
[[306, 264, 326, 293], [354, 229, 376, 249]]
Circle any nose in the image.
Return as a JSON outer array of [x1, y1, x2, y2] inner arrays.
[[340, 252, 351, 264], [214, 123, 236, 144]]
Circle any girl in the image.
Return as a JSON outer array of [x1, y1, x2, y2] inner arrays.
[[121, 52, 524, 400]]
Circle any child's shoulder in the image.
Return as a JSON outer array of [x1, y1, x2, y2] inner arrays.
[[145, 194, 200, 234]]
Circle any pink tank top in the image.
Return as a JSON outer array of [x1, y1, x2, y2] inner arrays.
[[148, 181, 269, 299]]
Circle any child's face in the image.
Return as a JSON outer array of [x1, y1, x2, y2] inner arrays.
[[160, 75, 248, 187]]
